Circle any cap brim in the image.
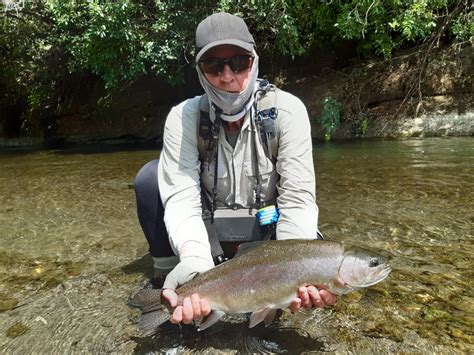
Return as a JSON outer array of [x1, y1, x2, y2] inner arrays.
[[196, 39, 254, 62]]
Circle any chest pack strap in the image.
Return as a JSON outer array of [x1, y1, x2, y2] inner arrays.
[[198, 80, 279, 163], [198, 98, 218, 167], [253, 79, 279, 162], [202, 209, 228, 265]]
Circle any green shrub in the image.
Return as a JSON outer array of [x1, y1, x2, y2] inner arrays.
[[319, 97, 342, 142], [355, 116, 369, 138]]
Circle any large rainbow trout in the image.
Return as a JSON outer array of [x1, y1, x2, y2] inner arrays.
[[129, 240, 391, 333]]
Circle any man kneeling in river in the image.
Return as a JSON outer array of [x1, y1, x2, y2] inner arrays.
[[134, 12, 336, 325]]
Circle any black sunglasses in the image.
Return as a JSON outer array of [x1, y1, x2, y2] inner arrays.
[[198, 55, 254, 75]]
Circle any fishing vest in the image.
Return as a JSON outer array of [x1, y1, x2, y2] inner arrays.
[[197, 80, 282, 263]]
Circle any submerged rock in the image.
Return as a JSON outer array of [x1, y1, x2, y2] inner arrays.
[[5, 322, 29, 338], [0, 296, 19, 312]]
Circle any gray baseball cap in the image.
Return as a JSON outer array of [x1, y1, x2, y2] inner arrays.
[[195, 12, 255, 62]]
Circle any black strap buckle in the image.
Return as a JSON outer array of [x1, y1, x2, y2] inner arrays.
[[214, 255, 229, 265]]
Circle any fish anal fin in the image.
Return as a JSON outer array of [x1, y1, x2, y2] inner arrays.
[[197, 310, 226, 331], [249, 307, 273, 328], [263, 308, 278, 327]]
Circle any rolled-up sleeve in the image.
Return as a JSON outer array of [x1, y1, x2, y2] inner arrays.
[[158, 98, 213, 263], [275, 94, 318, 240]]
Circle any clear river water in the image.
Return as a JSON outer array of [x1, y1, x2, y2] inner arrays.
[[0, 137, 472, 353]]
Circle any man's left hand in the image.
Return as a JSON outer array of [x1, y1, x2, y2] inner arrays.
[[289, 286, 336, 312]]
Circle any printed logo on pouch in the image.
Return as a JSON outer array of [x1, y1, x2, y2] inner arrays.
[[226, 234, 248, 241]]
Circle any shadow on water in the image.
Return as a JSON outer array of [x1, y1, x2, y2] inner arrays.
[[0, 140, 161, 158], [122, 254, 154, 279], [0, 146, 41, 159], [132, 321, 325, 354], [53, 141, 162, 155]]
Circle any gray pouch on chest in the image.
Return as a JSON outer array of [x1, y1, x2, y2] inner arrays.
[[213, 208, 262, 242]]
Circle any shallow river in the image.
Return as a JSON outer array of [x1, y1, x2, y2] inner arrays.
[[0, 137, 472, 353]]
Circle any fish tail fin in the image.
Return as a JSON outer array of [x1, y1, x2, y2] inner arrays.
[[128, 288, 170, 335], [128, 288, 162, 312], [137, 305, 170, 335]]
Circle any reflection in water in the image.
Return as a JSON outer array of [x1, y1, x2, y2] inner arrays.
[[0, 138, 472, 353], [133, 321, 324, 353]]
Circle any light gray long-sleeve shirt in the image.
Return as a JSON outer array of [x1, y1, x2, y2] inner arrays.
[[158, 87, 318, 266]]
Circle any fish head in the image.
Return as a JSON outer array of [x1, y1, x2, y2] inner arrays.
[[338, 247, 391, 289]]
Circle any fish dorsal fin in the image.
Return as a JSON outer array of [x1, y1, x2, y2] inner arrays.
[[234, 241, 263, 258], [198, 310, 226, 331], [249, 307, 273, 328]]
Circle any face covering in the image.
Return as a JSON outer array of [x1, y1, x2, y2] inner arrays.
[[196, 51, 259, 122]]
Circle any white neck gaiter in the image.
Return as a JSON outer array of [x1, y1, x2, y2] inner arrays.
[[196, 52, 259, 121]]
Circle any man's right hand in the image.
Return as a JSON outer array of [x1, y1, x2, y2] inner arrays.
[[161, 289, 211, 324], [160, 254, 214, 324]]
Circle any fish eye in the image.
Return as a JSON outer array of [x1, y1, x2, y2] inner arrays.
[[369, 258, 380, 267]]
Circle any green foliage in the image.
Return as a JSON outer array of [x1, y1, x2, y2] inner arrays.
[[360, 118, 369, 136], [216, 0, 306, 56], [319, 97, 342, 142], [290, 0, 468, 58], [451, 10, 474, 42], [28, 87, 49, 109], [45, 0, 209, 88], [332, 0, 449, 58], [0, 0, 470, 112], [355, 116, 369, 137]]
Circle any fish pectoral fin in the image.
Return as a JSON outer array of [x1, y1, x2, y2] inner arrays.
[[198, 310, 226, 331], [249, 307, 273, 328], [137, 305, 170, 336]]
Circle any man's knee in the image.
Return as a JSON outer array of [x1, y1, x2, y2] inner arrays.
[[134, 159, 159, 192]]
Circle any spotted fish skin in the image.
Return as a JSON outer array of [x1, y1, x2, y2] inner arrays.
[[129, 240, 391, 333]]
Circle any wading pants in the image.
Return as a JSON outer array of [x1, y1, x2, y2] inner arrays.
[[134, 159, 174, 258]]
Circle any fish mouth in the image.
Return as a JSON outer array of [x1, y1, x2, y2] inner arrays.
[[358, 266, 392, 288]]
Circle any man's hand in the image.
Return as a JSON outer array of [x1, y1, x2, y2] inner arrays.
[[160, 251, 214, 324], [161, 285, 335, 324], [161, 289, 211, 324], [289, 286, 336, 312]]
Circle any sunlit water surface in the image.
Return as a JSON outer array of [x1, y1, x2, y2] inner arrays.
[[0, 138, 472, 353]]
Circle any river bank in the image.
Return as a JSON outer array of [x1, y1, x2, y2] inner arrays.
[[1, 109, 471, 148], [0, 46, 472, 147]]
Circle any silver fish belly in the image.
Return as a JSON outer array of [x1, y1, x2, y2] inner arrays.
[[129, 239, 391, 333]]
